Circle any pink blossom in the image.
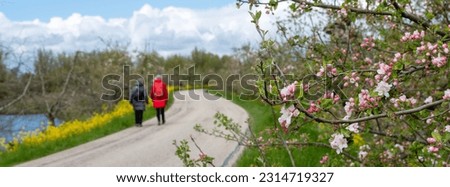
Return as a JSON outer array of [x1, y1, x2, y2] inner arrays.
[[443, 89, 450, 100], [280, 81, 297, 101], [359, 151, 368, 160], [427, 137, 436, 144], [428, 146, 439, 153], [399, 95, 407, 102], [361, 37, 375, 51], [316, 67, 325, 77], [320, 155, 329, 164], [401, 30, 425, 42], [444, 125, 450, 133], [364, 57, 373, 64], [278, 105, 300, 131], [346, 123, 359, 133], [408, 98, 417, 105], [431, 55, 447, 67], [344, 98, 355, 117], [424, 96, 433, 104], [377, 63, 391, 75], [307, 101, 320, 114], [443, 44, 449, 54], [330, 133, 348, 154], [375, 81, 392, 98]]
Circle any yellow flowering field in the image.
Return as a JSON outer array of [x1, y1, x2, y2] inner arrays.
[[0, 86, 175, 153], [0, 100, 133, 153]]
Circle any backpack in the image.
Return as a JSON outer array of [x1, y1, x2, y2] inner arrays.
[[133, 87, 145, 101], [153, 82, 164, 97]]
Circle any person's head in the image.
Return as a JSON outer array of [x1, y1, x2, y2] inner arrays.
[[136, 78, 144, 86], [154, 75, 162, 81]]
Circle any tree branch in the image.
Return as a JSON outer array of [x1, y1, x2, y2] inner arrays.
[[294, 99, 447, 124], [0, 75, 33, 112]]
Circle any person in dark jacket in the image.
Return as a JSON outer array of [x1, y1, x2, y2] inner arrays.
[[150, 75, 168, 125], [129, 79, 148, 127]]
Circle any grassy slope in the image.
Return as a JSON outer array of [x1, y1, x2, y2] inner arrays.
[[210, 91, 332, 167], [0, 93, 174, 166]]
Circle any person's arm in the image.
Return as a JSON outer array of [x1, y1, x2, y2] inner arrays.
[[129, 87, 137, 103]]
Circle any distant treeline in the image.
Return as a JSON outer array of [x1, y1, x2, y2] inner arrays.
[[0, 45, 258, 123]]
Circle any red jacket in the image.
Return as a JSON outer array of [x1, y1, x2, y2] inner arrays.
[[150, 78, 168, 108]]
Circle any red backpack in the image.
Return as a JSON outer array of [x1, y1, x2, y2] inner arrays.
[[153, 81, 164, 97]]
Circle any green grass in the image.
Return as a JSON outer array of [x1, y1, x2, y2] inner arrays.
[[0, 93, 174, 167], [208, 90, 333, 167]]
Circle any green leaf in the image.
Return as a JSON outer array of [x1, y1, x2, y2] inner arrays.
[[297, 83, 304, 99], [393, 61, 404, 70], [289, 3, 298, 12], [431, 131, 442, 142], [320, 98, 333, 110]]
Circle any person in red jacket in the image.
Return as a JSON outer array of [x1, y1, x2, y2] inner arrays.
[[150, 75, 168, 125]]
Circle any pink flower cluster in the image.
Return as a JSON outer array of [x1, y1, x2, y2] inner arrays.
[[358, 89, 379, 110], [427, 137, 440, 153], [344, 98, 356, 119], [389, 95, 418, 108], [316, 64, 337, 77], [307, 101, 320, 114], [392, 52, 403, 63], [400, 30, 425, 42], [361, 37, 375, 51], [280, 81, 298, 101], [323, 91, 340, 104], [431, 55, 447, 67], [375, 62, 392, 82], [343, 72, 360, 87], [415, 42, 448, 67]]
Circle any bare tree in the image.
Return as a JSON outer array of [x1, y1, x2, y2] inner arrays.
[[36, 51, 79, 126]]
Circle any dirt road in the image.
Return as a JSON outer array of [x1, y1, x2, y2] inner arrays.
[[17, 90, 249, 167]]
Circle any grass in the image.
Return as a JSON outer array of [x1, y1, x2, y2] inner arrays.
[[0, 93, 174, 167], [208, 90, 333, 167]]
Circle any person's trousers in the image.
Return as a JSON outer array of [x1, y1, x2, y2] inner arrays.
[[135, 110, 144, 125], [156, 108, 165, 124]]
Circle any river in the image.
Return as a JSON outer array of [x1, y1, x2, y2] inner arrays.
[[0, 114, 62, 142]]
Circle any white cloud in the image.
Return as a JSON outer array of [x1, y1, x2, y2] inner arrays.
[[0, 3, 286, 66]]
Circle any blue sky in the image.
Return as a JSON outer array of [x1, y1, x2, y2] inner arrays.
[[1, 0, 236, 21], [0, 0, 283, 71]]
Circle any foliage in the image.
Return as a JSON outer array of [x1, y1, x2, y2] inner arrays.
[[235, 0, 450, 166], [173, 139, 215, 167]]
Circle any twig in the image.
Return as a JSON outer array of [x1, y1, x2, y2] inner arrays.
[[190, 135, 215, 167]]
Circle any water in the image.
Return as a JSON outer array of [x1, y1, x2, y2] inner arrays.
[[0, 114, 62, 142]]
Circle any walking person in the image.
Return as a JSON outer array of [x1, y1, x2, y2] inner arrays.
[[129, 79, 148, 127], [150, 75, 168, 125]]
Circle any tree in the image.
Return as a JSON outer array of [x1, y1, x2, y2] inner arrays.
[[233, 0, 449, 166]]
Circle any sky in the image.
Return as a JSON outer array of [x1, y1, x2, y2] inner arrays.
[[0, 0, 284, 70]]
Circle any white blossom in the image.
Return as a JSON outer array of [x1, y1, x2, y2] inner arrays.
[[374, 81, 392, 98], [329, 133, 348, 154]]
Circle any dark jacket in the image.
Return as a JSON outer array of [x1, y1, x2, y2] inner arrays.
[[129, 81, 148, 111]]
